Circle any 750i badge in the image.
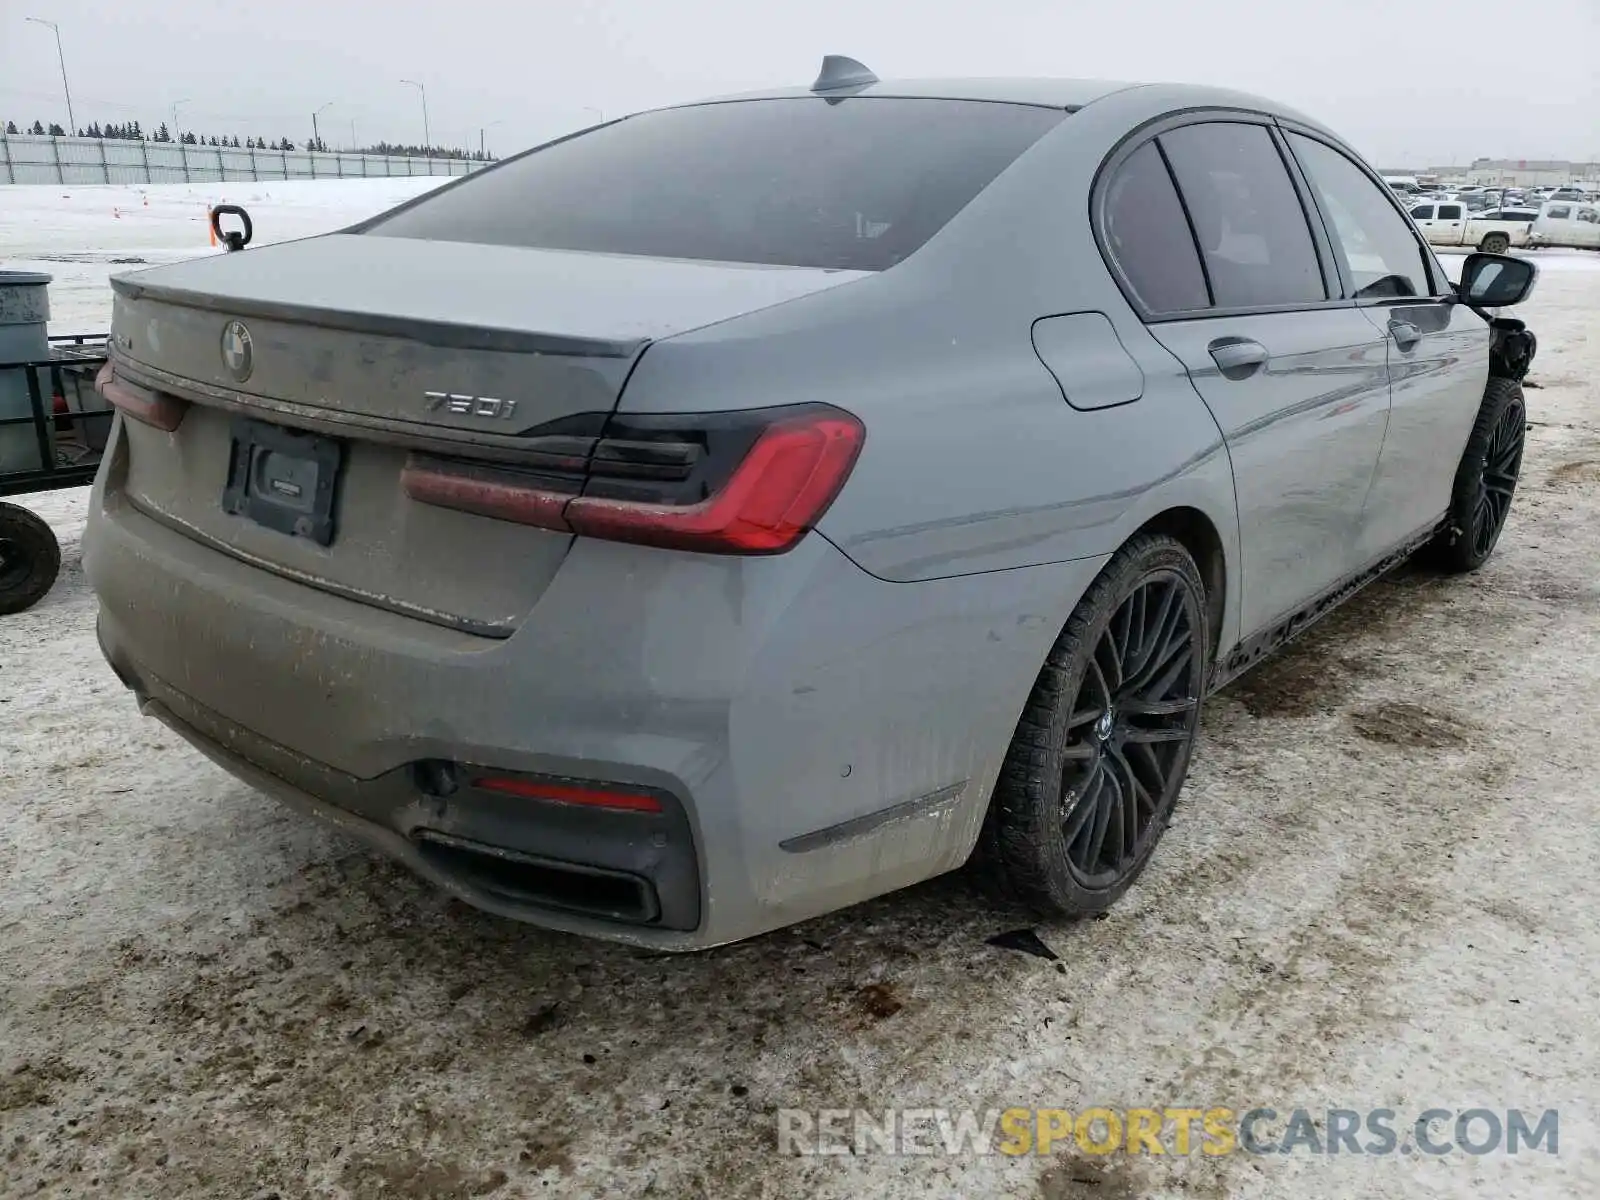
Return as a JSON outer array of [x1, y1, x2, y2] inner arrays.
[[423, 392, 520, 420]]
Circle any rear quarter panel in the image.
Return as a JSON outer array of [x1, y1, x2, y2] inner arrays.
[[621, 86, 1244, 653]]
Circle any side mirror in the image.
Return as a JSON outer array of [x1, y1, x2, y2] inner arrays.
[[1458, 252, 1538, 307]]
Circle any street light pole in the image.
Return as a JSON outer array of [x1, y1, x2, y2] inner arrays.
[[479, 119, 503, 160], [312, 101, 334, 152], [400, 80, 430, 151], [25, 17, 76, 135], [171, 98, 190, 140]]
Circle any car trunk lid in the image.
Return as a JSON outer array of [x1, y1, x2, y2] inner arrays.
[[104, 236, 867, 635]]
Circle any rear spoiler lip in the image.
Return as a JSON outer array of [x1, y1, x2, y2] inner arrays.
[[108, 351, 612, 466], [110, 275, 647, 360]]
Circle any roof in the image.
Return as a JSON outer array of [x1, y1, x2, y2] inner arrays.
[[692, 76, 1144, 111]]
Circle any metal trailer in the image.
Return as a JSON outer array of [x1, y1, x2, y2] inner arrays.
[[0, 336, 112, 613], [0, 210, 251, 614]]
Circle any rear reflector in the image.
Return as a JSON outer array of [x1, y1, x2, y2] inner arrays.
[[401, 403, 864, 555], [471, 776, 664, 814], [96, 363, 188, 431]]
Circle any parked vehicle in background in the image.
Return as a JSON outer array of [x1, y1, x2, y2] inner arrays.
[[1529, 201, 1600, 249], [1409, 200, 1536, 251], [83, 60, 1541, 947], [1384, 175, 1422, 195]]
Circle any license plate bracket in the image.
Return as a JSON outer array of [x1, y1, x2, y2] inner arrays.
[[222, 417, 343, 546]]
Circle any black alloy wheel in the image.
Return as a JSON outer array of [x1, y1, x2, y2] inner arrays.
[[981, 533, 1208, 915], [1431, 376, 1526, 573], [1058, 571, 1201, 887]]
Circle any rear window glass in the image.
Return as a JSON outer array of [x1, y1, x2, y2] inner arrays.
[[362, 98, 1064, 271]]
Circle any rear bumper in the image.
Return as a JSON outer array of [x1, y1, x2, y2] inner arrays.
[[84, 432, 1107, 947]]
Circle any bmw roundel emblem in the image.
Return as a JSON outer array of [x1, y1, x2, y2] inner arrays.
[[221, 320, 254, 382]]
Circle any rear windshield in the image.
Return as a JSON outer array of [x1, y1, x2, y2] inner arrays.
[[361, 98, 1063, 271]]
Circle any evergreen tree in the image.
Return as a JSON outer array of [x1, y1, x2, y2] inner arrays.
[[29, 120, 45, 135], [130, 120, 143, 139], [47, 123, 65, 136], [4, 121, 16, 135]]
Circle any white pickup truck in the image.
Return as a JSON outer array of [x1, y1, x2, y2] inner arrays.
[[1408, 202, 1539, 253]]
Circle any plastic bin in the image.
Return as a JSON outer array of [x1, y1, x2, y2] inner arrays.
[[0, 272, 53, 474]]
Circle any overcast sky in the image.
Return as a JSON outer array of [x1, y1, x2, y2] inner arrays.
[[3, 0, 1596, 165]]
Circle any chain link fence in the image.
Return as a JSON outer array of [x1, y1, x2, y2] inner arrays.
[[1, 134, 485, 186]]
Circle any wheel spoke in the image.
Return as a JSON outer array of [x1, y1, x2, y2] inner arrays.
[[1063, 764, 1104, 848], [1120, 759, 1140, 853], [1128, 739, 1171, 799], [1121, 694, 1195, 718], [1061, 742, 1097, 762], [1090, 769, 1122, 868], [1111, 746, 1154, 824], [1123, 585, 1148, 674], [1123, 724, 1191, 745], [1127, 582, 1179, 680], [1122, 594, 1186, 691]]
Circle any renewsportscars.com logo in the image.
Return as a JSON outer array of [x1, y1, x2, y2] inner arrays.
[[777, 1107, 1560, 1158]]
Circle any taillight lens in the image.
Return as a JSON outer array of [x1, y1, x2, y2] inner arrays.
[[402, 403, 864, 555], [95, 363, 188, 431]]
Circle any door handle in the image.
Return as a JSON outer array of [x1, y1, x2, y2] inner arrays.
[[1389, 319, 1422, 351], [1208, 337, 1268, 378]]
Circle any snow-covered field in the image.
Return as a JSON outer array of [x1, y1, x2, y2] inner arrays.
[[0, 178, 448, 332], [4, 184, 1600, 1199]]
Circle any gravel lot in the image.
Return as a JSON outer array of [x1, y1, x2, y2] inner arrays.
[[3, 244, 1599, 1199]]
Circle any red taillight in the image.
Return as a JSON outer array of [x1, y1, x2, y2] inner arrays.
[[567, 412, 862, 553], [95, 363, 187, 432], [400, 459, 574, 530], [402, 404, 864, 555], [471, 776, 663, 814]]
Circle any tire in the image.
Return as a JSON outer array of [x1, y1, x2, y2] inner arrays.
[[1479, 232, 1511, 254], [1428, 376, 1525, 573], [978, 533, 1209, 916], [0, 501, 62, 615]]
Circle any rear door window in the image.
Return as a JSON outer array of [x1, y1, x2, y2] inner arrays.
[[1286, 133, 1434, 299], [360, 98, 1064, 271], [1437, 204, 1464, 220], [1100, 140, 1211, 314], [1157, 122, 1326, 309], [1546, 206, 1572, 220]]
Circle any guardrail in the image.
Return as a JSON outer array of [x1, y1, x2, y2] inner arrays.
[[0, 133, 486, 185]]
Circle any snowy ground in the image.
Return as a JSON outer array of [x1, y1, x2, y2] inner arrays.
[[0, 179, 448, 333], [3, 185, 1600, 1199]]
